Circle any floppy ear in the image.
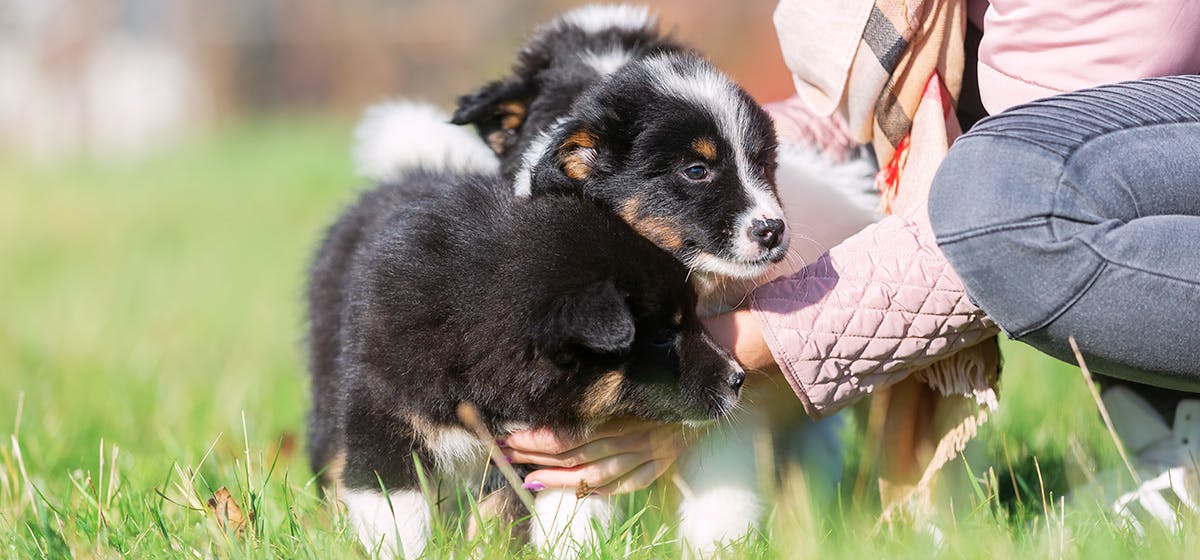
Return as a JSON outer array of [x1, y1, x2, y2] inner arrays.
[[451, 79, 531, 156], [528, 121, 606, 195], [537, 279, 635, 367]]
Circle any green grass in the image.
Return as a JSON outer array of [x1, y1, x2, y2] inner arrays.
[[1, 119, 1194, 558]]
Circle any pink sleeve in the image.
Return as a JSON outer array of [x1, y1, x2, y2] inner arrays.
[[748, 203, 999, 418], [976, 0, 1200, 113]]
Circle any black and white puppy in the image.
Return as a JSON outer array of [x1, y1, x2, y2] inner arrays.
[[436, 6, 793, 555], [450, 5, 792, 306], [309, 102, 744, 559]]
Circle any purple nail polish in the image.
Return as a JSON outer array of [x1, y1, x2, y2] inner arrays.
[[495, 438, 508, 448], [504, 455, 513, 463], [522, 481, 545, 492]]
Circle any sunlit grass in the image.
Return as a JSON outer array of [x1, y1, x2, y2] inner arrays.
[[0, 119, 1193, 558]]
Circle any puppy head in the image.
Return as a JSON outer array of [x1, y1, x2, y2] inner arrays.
[[525, 53, 789, 280], [524, 214, 743, 423], [450, 4, 678, 176]]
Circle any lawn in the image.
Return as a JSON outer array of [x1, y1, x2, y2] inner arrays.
[[1, 119, 1194, 558]]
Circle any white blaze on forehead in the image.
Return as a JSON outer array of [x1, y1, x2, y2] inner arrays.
[[641, 54, 767, 192], [558, 4, 658, 34], [642, 54, 786, 262], [582, 47, 634, 77]]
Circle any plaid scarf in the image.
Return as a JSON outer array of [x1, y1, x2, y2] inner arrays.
[[777, 0, 1002, 520], [776, 0, 966, 211]]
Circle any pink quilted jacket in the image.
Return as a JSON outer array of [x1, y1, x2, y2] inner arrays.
[[750, 200, 999, 418]]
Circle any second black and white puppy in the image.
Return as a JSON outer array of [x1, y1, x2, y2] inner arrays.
[[309, 102, 744, 559], [449, 5, 792, 306]]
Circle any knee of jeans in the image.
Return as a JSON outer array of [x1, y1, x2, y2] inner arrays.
[[929, 140, 1000, 240], [927, 136, 1086, 336], [928, 135, 1061, 242]]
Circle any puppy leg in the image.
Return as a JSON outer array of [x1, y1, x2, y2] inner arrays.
[[466, 486, 528, 542], [342, 488, 433, 559], [676, 417, 764, 557], [529, 489, 615, 558]]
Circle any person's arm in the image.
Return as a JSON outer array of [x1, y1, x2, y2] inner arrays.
[[702, 308, 779, 381], [748, 202, 999, 417]]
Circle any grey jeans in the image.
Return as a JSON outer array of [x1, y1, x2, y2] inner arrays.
[[929, 75, 1200, 394]]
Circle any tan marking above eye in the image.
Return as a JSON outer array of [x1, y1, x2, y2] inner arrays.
[[692, 137, 718, 160], [672, 310, 683, 325], [559, 129, 599, 181], [497, 100, 527, 131]]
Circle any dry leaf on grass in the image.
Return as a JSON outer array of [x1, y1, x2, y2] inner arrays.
[[207, 486, 251, 533]]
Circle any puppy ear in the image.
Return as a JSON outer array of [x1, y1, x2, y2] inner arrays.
[[537, 279, 635, 367], [528, 122, 606, 194], [451, 79, 531, 156]]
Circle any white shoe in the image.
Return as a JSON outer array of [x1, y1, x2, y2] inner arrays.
[[1086, 385, 1200, 532]]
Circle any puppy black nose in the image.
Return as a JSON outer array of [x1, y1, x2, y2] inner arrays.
[[749, 218, 785, 250], [727, 370, 745, 393]]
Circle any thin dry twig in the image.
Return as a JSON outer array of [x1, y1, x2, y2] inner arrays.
[[454, 403, 538, 516], [1069, 336, 1142, 486]]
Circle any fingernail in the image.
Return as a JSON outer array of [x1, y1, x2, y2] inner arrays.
[[495, 438, 508, 448], [504, 455, 513, 463], [522, 481, 545, 492]]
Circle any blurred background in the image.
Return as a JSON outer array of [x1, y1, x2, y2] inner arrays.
[[0, 2, 1136, 557], [1, 0, 793, 162]]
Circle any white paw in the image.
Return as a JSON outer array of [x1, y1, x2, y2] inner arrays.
[[529, 489, 616, 558], [342, 488, 432, 558]]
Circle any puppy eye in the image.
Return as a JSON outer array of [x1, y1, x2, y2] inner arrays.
[[680, 164, 710, 182]]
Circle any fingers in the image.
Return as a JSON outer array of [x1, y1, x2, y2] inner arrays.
[[501, 427, 581, 456], [597, 457, 675, 495], [502, 419, 686, 495], [502, 417, 657, 457], [524, 454, 677, 495], [504, 429, 656, 468], [520, 429, 684, 495]]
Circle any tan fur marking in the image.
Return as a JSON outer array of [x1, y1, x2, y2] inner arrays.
[[565, 130, 596, 149], [618, 195, 642, 224], [497, 100, 526, 130], [617, 195, 686, 251], [324, 449, 347, 503], [559, 130, 599, 181], [409, 415, 483, 475], [486, 130, 507, 154], [577, 370, 625, 418], [673, 309, 683, 325], [692, 137, 717, 160], [634, 216, 686, 252]]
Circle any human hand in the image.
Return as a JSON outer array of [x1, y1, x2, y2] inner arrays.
[[501, 418, 687, 495], [702, 308, 779, 376]]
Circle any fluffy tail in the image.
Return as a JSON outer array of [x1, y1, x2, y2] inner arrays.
[[352, 100, 499, 182]]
